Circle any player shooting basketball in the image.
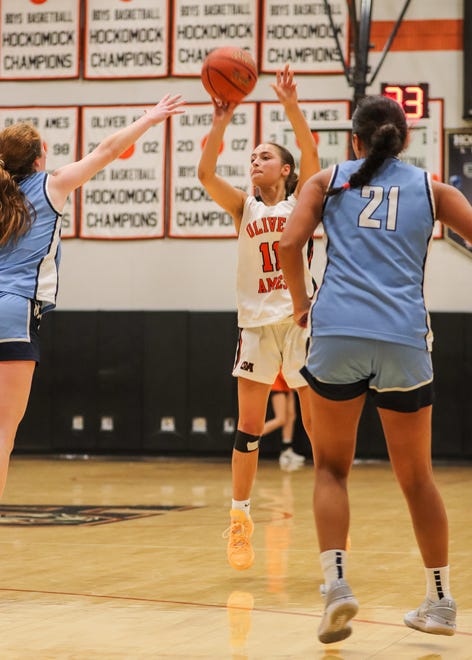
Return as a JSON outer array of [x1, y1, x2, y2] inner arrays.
[[198, 64, 320, 571]]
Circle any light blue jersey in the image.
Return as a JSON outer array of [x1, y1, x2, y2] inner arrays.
[[0, 172, 62, 313], [312, 157, 435, 351]]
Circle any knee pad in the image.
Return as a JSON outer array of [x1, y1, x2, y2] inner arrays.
[[234, 430, 261, 453]]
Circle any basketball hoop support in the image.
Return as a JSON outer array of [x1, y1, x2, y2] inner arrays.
[[323, 0, 413, 108]]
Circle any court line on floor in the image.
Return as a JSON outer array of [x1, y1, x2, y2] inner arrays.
[[0, 587, 470, 637]]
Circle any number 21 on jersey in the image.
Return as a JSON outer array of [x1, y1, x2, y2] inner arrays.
[[358, 185, 399, 231]]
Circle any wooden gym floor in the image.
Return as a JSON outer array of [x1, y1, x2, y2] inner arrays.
[[0, 455, 470, 659]]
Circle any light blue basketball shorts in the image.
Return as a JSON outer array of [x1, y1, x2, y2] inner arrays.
[[0, 292, 41, 361], [302, 336, 433, 412]]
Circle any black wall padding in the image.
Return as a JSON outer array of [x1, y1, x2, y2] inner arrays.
[[15, 311, 55, 453], [431, 314, 467, 458], [14, 311, 472, 460], [96, 312, 143, 453], [465, 314, 472, 457], [50, 312, 99, 454], [141, 311, 189, 453], [463, 0, 472, 119], [186, 312, 238, 455]]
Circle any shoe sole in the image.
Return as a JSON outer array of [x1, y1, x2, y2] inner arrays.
[[229, 558, 254, 571], [227, 540, 255, 570], [226, 516, 255, 571], [404, 618, 456, 636], [227, 547, 255, 571], [318, 599, 359, 644]]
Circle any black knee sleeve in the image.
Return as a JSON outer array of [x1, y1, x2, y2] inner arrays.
[[234, 430, 261, 453]]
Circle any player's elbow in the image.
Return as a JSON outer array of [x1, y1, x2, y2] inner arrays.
[[279, 232, 297, 254], [198, 168, 221, 200], [277, 240, 290, 267], [197, 165, 206, 184], [278, 233, 302, 269], [197, 164, 212, 187]]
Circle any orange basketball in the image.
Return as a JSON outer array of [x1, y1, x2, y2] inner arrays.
[[201, 47, 257, 104]]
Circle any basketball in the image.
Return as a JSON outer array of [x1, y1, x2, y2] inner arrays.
[[201, 47, 257, 104]]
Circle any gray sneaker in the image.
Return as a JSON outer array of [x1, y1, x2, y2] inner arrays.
[[318, 578, 359, 644], [404, 598, 456, 636]]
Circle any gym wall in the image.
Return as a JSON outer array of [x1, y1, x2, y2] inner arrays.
[[1, 0, 471, 459], [14, 310, 472, 460]]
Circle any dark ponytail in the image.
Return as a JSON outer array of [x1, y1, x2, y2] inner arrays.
[[0, 123, 40, 245], [327, 95, 407, 197]]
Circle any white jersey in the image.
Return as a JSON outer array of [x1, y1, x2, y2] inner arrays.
[[236, 194, 315, 328]]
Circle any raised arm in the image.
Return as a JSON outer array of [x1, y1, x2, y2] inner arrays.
[[47, 94, 185, 211], [279, 169, 331, 326], [271, 64, 320, 194], [197, 100, 247, 233]]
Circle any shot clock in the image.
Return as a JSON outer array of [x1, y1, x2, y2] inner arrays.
[[380, 83, 429, 119]]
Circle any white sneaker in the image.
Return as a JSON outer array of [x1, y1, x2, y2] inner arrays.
[[318, 579, 359, 644], [404, 598, 456, 636], [279, 447, 305, 471]]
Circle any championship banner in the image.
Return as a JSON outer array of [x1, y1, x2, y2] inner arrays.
[[171, 0, 258, 76], [261, 98, 444, 239], [260, 100, 351, 237], [0, 0, 80, 80], [0, 106, 79, 238], [403, 99, 444, 238], [84, 0, 169, 79], [168, 102, 257, 238], [445, 129, 472, 257], [260, 0, 348, 74], [79, 106, 166, 240]]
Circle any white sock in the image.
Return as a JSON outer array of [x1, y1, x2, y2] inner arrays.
[[320, 549, 346, 587], [425, 565, 452, 601], [232, 499, 250, 517]]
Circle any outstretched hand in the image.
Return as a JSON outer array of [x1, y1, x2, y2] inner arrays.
[[271, 63, 298, 107], [145, 94, 186, 124], [211, 97, 238, 125]]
